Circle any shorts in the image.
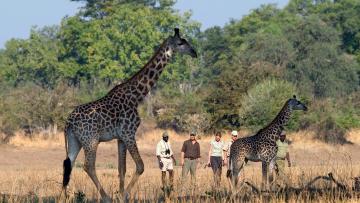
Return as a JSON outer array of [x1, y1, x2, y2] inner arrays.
[[160, 157, 173, 171]]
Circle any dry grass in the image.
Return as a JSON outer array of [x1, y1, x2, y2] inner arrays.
[[8, 132, 64, 148], [346, 129, 360, 145], [1, 129, 360, 202]]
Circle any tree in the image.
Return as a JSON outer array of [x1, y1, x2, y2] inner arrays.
[[198, 26, 230, 80], [0, 26, 61, 88], [59, 2, 200, 86], [71, 0, 177, 19], [285, 15, 359, 97], [287, 0, 360, 54]]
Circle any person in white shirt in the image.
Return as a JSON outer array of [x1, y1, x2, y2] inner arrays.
[[207, 131, 225, 188], [223, 130, 238, 168], [156, 131, 176, 190]]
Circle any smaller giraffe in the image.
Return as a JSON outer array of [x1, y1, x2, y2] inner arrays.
[[227, 95, 307, 189]]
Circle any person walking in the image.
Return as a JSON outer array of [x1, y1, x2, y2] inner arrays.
[[156, 131, 176, 191], [223, 130, 238, 168], [207, 132, 225, 189], [274, 130, 291, 183], [181, 131, 201, 187]]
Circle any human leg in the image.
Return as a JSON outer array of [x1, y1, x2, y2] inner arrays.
[[189, 159, 197, 187]]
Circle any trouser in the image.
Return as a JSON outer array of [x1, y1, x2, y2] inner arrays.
[[210, 156, 222, 187], [181, 158, 197, 186], [275, 158, 289, 184]]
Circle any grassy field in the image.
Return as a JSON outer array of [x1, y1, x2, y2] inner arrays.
[[1, 129, 360, 202]]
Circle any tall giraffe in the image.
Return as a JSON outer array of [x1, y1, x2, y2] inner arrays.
[[62, 28, 197, 201], [227, 96, 307, 189]]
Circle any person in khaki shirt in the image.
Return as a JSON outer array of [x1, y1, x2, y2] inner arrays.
[[275, 131, 291, 180]]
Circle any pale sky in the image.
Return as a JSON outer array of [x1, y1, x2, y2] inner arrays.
[[0, 0, 289, 49]]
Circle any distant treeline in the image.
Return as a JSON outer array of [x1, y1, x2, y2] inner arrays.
[[0, 0, 359, 144]]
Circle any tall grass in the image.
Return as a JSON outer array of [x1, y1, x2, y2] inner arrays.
[[1, 129, 360, 202]]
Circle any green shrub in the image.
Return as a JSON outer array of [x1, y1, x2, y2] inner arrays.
[[0, 81, 110, 139], [153, 87, 210, 133], [239, 79, 301, 131], [301, 97, 360, 144]]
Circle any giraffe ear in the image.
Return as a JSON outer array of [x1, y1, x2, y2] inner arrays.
[[174, 28, 180, 37], [293, 95, 296, 99]]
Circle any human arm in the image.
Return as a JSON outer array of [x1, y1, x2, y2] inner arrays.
[[169, 143, 176, 165], [207, 143, 212, 165], [171, 155, 177, 165], [223, 143, 228, 165], [157, 155, 163, 168], [156, 142, 163, 168], [222, 143, 225, 166], [286, 152, 291, 167], [196, 143, 201, 167], [181, 142, 186, 166], [181, 152, 185, 166]]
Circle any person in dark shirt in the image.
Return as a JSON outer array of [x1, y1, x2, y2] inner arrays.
[[181, 131, 201, 186]]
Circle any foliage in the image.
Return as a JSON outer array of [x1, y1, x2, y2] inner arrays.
[[0, 0, 360, 144], [0, 26, 61, 88], [152, 84, 210, 132], [59, 1, 200, 85], [284, 15, 359, 98], [239, 79, 300, 131], [300, 96, 360, 144]]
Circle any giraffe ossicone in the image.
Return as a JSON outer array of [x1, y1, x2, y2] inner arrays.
[[61, 28, 197, 201]]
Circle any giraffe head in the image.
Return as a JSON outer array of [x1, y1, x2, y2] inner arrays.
[[166, 28, 197, 58], [288, 95, 308, 111]]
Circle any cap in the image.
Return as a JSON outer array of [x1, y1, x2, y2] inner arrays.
[[190, 131, 196, 136], [231, 130, 238, 136], [162, 131, 169, 137], [280, 131, 286, 136]]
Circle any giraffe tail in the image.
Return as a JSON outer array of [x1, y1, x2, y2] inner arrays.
[[63, 157, 72, 188], [62, 125, 72, 188]]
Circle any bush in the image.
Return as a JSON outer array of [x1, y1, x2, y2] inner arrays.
[[239, 79, 301, 131], [301, 96, 360, 144], [317, 116, 348, 144], [153, 86, 210, 133], [0, 81, 110, 139]]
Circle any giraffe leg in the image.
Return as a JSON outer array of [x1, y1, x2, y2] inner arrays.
[[83, 144, 111, 202], [268, 158, 276, 184], [261, 161, 269, 190], [117, 139, 127, 195], [125, 141, 144, 194], [230, 159, 244, 189]]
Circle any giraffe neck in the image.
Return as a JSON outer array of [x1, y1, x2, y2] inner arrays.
[[258, 101, 292, 142], [110, 40, 173, 103]]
